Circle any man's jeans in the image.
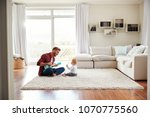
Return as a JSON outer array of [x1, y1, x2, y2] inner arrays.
[[43, 67, 65, 76]]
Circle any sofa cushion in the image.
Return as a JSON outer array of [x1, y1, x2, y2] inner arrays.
[[143, 46, 148, 54], [76, 54, 92, 61], [114, 46, 128, 56], [90, 46, 112, 56], [127, 45, 145, 57], [124, 60, 132, 68], [116, 56, 131, 64], [112, 45, 132, 56], [92, 55, 116, 61]]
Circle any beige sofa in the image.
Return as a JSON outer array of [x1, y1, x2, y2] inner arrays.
[[76, 45, 148, 80], [116, 46, 147, 80], [90, 46, 117, 68], [76, 54, 93, 68], [77, 46, 117, 68]]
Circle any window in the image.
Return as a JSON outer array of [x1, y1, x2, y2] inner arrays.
[[26, 8, 75, 63], [54, 18, 75, 60], [26, 19, 52, 63], [54, 9, 75, 16], [26, 10, 51, 16]]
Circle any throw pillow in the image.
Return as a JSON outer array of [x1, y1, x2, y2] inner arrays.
[[127, 45, 145, 57], [114, 46, 128, 56], [143, 46, 148, 54]]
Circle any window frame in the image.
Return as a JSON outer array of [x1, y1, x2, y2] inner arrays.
[[26, 7, 75, 62]]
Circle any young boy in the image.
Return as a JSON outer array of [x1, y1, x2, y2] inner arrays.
[[65, 58, 77, 76]]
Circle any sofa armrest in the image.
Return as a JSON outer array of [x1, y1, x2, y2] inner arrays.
[[134, 54, 147, 64], [133, 54, 147, 80]]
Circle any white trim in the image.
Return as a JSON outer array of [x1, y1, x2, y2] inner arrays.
[[12, 0, 143, 5], [27, 16, 52, 19], [7, 0, 14, 100], [26, 7, 75, 10], [148, 40, 150, 100], [0, 0, 14, 100], [27, 15, 74, 19], [25, 4, 75, 8], [52, 15, 74, 18]]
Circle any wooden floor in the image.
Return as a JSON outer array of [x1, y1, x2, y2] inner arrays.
[[14, 65, 147, 100]]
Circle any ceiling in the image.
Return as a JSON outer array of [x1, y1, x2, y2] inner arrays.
[[13, 0, 143, 5]]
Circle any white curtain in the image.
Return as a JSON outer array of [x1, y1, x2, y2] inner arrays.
[[141, 0, 150, 45], [12, 4, 27, 64], [76, 4, 89, 54]]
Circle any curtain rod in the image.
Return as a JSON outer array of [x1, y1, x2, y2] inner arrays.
[[12, 2, 76, 8], [13, 2, 25, 5]]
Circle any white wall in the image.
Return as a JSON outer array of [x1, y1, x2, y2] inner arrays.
[[89, 4, 141, 47]]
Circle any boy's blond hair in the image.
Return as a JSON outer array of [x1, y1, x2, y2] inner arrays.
[[71, 58, 77, 65]]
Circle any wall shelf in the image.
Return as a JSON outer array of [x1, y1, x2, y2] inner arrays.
[[114, 19, 124, 29], [104, 29, 117, 36], [88, 19, 140, 34], [126, 24, 139, 32]]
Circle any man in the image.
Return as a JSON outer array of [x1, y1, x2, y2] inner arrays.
[[37, 47, 65, 76]]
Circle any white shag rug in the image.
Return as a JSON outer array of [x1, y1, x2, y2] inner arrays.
[[21, 69, 143, 90]]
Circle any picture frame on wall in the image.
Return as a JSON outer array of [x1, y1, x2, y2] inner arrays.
[[88, 24, 97, 32], [126, 24, 139, 32], [99, 21, 112, 28], [114, 19, 124, 29]]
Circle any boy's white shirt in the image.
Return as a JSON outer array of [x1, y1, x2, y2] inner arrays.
[[66, 64, 77, 74]]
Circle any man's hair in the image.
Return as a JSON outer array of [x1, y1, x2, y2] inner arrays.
[[52, 47, 61, 51]]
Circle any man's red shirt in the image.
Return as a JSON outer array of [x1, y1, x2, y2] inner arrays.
[[37, 52, 55, 76]]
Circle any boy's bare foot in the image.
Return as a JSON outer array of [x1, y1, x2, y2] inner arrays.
[[52, 73, 56, 76], [62, 74, 66, 77]]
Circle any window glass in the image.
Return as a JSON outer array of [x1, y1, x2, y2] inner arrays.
[[26, 19, 51, 63], [54, 18, 75, 60], [26, 10, 51, 16], [26, 9, 76, 63], [54, 9, 75, 16]]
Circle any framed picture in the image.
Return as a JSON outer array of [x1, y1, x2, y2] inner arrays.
[[126, 24, 139, 32], [114, 19, 124, 29], [99, 21, 112, 28], [88, 24, 96, 32]]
